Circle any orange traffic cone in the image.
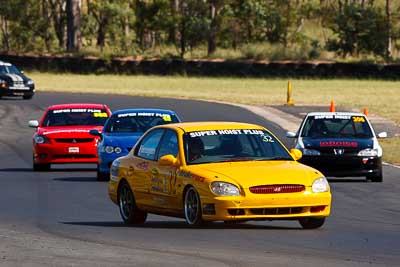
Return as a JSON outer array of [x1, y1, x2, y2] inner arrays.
[[363, 108, 368, 116], [329, 100, 335, 112]]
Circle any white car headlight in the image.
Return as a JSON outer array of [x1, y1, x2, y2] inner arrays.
[[27, 80, 34, 85], [211, 182, 240, 196], [302, 148, 320, 156], [357, 148, 378, 157], [312, 177, 329, 193], [105, 146, 114, 154], [114, 146, 122, 154]]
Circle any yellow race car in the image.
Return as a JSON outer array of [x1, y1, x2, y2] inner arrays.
[[108, 122, 331, 229]]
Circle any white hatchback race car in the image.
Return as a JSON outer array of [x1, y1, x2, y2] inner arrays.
[[287, 112, 387, 182]]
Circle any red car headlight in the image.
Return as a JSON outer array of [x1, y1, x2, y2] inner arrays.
[[34, 134, 50, 144]]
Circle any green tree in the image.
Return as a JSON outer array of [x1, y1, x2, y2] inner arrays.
[[327, 3, 388, 58]]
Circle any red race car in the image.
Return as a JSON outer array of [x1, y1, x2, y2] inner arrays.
[[29, 103, 111, 171]]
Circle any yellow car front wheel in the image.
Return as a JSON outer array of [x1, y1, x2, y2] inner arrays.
[[184, 187, 203, 226], [298, 217, 325, 229]]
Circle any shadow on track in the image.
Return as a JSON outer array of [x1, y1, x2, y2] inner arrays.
[[0, 168, 33, 172], [0, 167, 96, 173], [60, 220, 301, 230], [328, 178, 368, 183], [49, 168, 96, 172], [53, 176, 99, 182], [0, 97, 25, 101]]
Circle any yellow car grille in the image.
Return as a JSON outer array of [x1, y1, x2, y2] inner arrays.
[[249, 184, 305, 194]]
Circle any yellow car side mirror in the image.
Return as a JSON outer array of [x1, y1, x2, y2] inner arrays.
[[158, 154, 178, 166], [290, 148, 302, 161]]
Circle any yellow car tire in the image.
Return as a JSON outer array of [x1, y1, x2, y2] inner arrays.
[[298, 217, 325, 229], [118, 181, 147, 225], [183, 186, 203, 226]]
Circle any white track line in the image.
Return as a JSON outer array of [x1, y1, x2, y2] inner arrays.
[[383, 162, 400, 169]]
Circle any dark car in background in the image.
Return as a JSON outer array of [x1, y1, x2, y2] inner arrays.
[[286, 112, 387, 182], [0, 61, 35, 99]]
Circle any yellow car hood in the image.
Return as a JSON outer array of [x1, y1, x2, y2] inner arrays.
[[188, 161, 320, 188]]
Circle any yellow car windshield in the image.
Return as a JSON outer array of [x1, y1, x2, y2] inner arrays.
[[184, 129, 292, 165]]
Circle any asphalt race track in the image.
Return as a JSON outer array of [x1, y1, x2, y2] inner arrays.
[[0, 92, 399, 266]]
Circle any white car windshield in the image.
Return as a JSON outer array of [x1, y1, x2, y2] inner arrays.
[[301, 115, 373, 138], [0, 64, 22, 75]]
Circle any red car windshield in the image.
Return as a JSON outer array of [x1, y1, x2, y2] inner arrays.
[[42, 108, 109, 126]]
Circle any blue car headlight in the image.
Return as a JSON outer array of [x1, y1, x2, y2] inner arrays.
[[105, 146, 114, 153], [104, 145, 122, 154]]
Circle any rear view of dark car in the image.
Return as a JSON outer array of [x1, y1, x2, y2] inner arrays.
[[0, 61, 35, 99], [287, 112, 387, 182]]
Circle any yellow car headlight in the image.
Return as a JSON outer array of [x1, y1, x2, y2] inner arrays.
[[312, 177, 329, 193], [211, 182, 240, 196]]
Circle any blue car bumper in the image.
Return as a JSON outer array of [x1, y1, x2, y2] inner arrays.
[[98, 152, 128, 174]]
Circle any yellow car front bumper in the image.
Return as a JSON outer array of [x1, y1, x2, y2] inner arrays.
[[200, 190, 331, 221]]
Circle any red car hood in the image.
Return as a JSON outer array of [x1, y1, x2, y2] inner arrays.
[[37, 126, 103, 138]]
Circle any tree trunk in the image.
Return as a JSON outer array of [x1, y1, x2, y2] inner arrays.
[[96, 17, 108, 50], [284, 0, 291, 48], [179, 1, 188, 58], [50, 0, 66, 49], [386, 0, 392, 60], [42, 0, 52, 51], [66, 0, 81, 52], [168, 0, 179, 44], [124, 15, 130, 46], [0, 16, 10, 51], [207, 0, 217, 56]]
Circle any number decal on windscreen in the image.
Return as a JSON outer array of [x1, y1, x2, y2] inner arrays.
[[352, 116, 365, 123]]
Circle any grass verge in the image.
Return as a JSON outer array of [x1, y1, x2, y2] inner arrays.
[[28, 72, 400, 165], [380, 138, 400, 165], [29, 73, 400, 123]]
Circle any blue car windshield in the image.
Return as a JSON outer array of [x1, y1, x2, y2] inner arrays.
[[184, 129, 292, 165], [104, 113, 179, 133]]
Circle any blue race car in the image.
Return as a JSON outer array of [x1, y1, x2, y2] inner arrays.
[[90, 109, 181, 180]]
